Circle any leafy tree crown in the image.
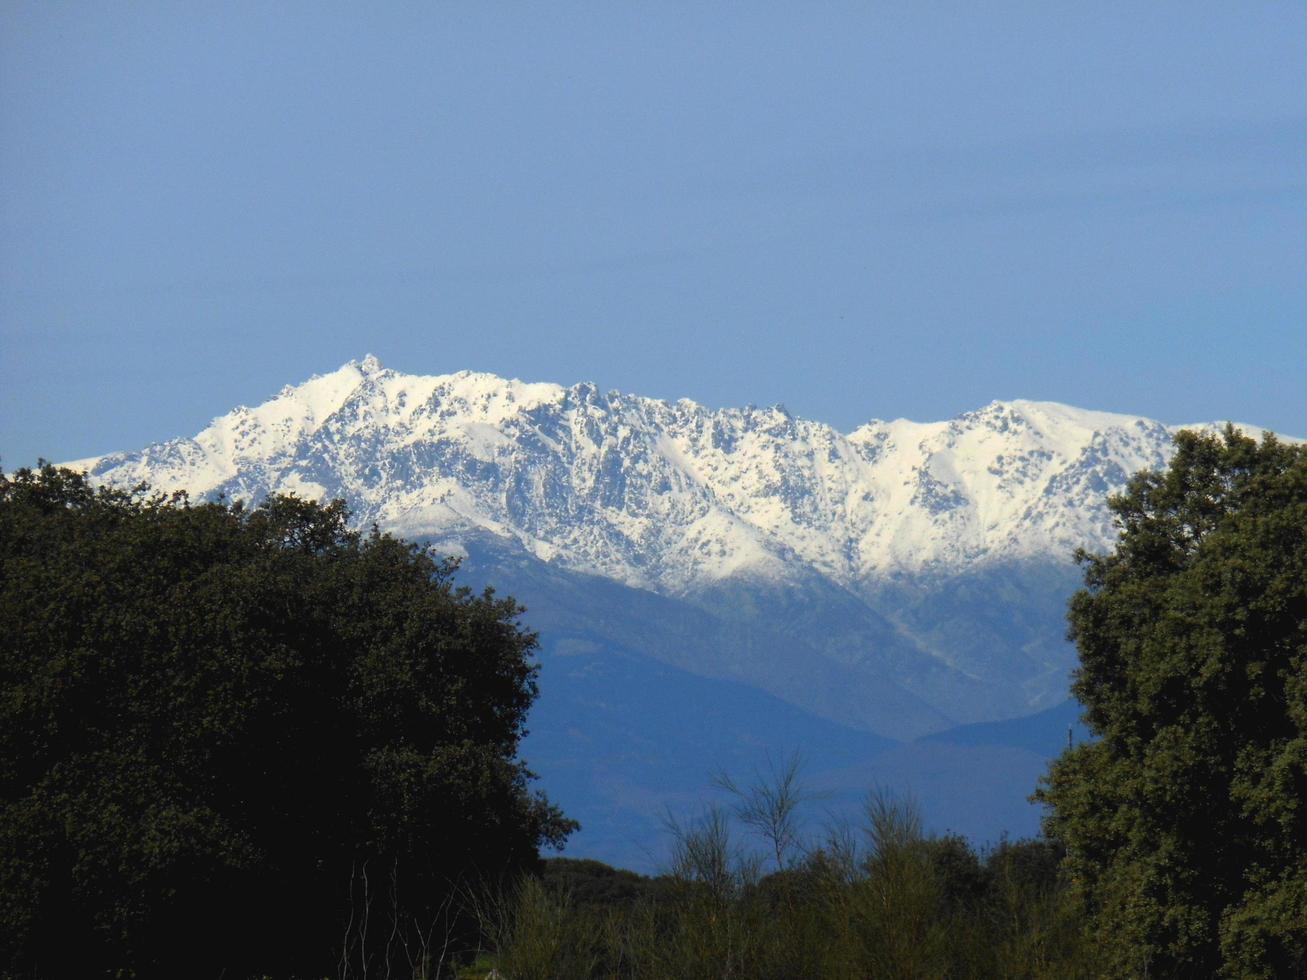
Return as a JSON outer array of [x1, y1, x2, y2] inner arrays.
[[0, 465, 574, 976], [1039, 426, 1307, 977]]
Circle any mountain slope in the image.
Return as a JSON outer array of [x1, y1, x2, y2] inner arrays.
[[67, 356, 1283, 738]]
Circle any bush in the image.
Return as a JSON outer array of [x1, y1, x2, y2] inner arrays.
[[477, 774, 1092, 978]]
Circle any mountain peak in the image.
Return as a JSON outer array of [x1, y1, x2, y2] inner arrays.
[[354, 353, 384, 375]]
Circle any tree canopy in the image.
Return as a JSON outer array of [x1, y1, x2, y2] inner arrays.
[[1039, 426, 1307, 977], [0, 465, 573, 977]]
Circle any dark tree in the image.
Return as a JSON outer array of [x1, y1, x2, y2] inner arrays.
[[0, 465, 574, 977], [1038, 427, 1307, 977]]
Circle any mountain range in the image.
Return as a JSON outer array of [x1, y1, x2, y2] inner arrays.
[[65, 356, 1283, 868]]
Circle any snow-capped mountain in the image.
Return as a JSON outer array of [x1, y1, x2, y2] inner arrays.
[[68, 354, 1258, 598], [65, 355, 1292, 866]]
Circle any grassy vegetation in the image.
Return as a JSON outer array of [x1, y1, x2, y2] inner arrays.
[[467, 786, 1092, 980]]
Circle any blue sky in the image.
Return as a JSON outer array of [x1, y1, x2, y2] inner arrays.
[[3, 3, 1305, 467]]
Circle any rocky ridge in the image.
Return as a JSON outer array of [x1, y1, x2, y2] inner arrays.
[[68, 355, 1267, 599]]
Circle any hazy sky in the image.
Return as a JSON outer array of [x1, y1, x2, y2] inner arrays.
[[3, 3, 1305, 467]]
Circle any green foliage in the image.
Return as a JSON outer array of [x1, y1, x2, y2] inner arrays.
[[541, 858, 674, 910], [1038, 427, 1307, 977], [0, 465, 574, 977], [478, 776, 1091, 978]]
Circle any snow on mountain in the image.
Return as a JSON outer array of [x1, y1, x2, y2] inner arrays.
[[68, 356, 1281, 595], [62, 356, 1305, 865]]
